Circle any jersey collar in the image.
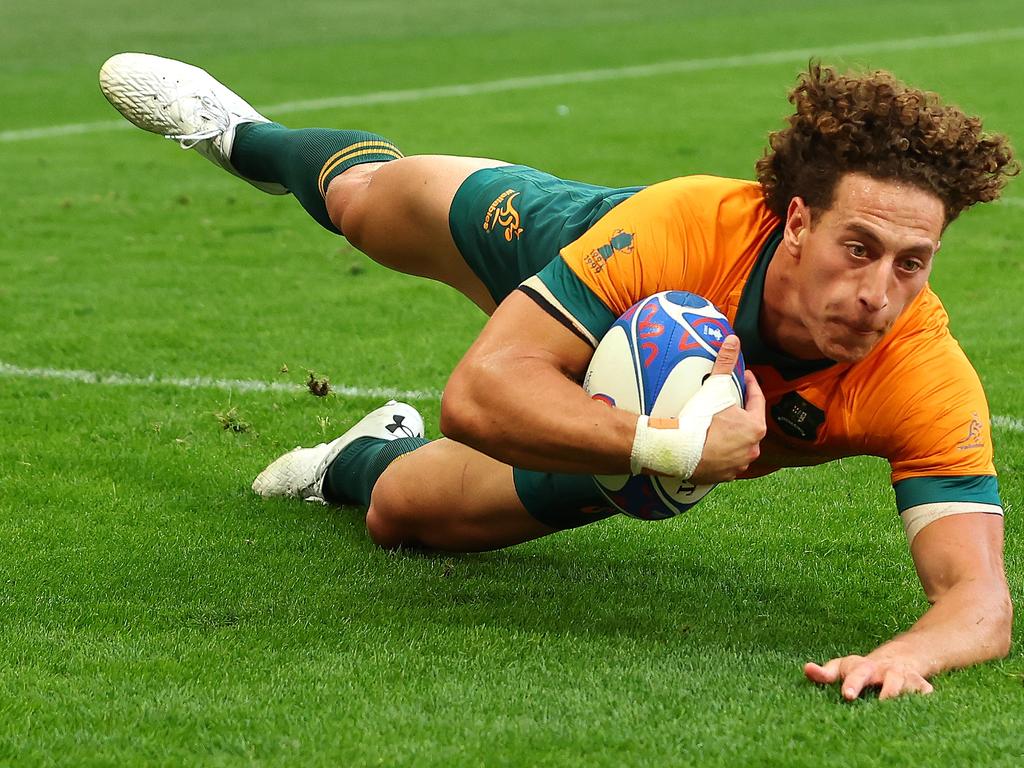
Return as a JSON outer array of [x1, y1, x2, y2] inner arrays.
[[733, 226, 837, 381]]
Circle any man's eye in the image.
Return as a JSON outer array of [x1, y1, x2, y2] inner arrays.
[[900, 260, 923, 273], [846, 243, 867, 258]]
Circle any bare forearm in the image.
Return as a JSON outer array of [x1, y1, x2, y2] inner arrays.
[[442, 350, 637, 474], [869, 581, 1012, 677], [441, 292, 763, 480], [806, 514, 1009, 700]]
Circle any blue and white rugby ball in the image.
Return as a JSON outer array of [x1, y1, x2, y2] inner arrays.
[[582, 291, 746, 520]]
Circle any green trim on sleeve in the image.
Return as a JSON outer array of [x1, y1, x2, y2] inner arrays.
[[893, 475, 1002, 512], [533, 257, 617, 342]]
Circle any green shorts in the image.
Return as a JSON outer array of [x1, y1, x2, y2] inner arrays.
[[511, 470, 619, 530], [448, 164, 643, 303], [448, 165, 643, 529]]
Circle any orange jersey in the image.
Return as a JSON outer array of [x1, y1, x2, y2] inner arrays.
[[520, 175, 1001, 537]]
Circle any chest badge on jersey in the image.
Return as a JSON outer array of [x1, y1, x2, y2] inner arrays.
[[582, 229, 635, 274], [771, 391, 825, 441]]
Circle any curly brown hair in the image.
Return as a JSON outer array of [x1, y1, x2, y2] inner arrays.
[[756, 63, 1018, 225]]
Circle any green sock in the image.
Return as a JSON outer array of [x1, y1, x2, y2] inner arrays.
[[321, 436, 429, 507], [230, 123, 403, 233]]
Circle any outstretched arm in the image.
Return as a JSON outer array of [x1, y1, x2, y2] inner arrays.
[[805, 511, 1011, 700]]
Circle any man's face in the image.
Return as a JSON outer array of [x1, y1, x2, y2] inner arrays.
[[786, 173, 945, 363]]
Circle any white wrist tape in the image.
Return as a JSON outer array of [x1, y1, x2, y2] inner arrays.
[[630, 414, 704, 478], [629, 374, 739, 478]]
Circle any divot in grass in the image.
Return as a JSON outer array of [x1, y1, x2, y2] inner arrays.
[[213, 406, 251, 433]]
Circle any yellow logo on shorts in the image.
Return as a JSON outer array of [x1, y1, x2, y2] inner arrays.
[[483, 189, 524, 241]]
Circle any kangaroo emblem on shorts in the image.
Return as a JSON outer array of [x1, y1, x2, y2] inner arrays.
[[483, 189, 524, 241]]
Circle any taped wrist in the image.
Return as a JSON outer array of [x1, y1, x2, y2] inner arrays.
[[630, 414, 704, 478], [628, 374, 739, 478]]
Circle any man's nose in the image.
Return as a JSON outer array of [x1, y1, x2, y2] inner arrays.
[[858, 261, 890, 313]]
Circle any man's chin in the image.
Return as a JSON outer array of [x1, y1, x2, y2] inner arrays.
[[818, 332, 883, 363]]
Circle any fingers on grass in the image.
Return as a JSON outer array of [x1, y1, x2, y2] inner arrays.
[[878, 670, 905, 700], [804, 660, 838, 684], [841, 659, 879, 700]]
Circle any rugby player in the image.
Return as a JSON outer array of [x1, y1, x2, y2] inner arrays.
[[99, 54, 1017, 701]]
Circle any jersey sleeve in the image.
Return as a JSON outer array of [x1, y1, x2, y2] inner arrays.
[[855, 310, 1003, 542], [519, 181, 703, 346]]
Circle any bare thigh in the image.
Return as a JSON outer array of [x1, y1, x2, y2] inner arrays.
[[326, 155, 509, 314], [365, 437, 557, 553]]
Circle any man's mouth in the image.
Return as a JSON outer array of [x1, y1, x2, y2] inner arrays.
[[836, 319, 883, 336]]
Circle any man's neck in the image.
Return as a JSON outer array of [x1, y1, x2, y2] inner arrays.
[[759, 241, 824, 361]]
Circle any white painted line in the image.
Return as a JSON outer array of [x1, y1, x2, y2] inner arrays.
[[998, 197, 1024, 208], [4, 27, 1024, 144], [993, 415, 1024, 434], [0, 120, 129, 143], [2, 360, 1020, 434], [0, 362, 441, 402]]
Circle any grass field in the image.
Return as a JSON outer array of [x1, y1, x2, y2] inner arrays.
[[2, 1, 1023, 765]]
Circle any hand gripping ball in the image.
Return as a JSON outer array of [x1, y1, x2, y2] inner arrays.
[[583, 291, 746, 520]]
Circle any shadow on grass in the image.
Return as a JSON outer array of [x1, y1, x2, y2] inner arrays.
[[310, 504, 921, 659]]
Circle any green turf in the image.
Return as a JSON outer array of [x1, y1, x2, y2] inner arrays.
[[1, 1, 1022, 765]]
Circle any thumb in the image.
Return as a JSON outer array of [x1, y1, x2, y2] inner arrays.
[[710, 334, 741, 377], [804, 660, 840, 684]]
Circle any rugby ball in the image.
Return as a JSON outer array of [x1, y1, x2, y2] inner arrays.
[[582, 291, 746, 520]]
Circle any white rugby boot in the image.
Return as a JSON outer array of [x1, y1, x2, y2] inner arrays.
[[99, 52, 288, 195], [252, 401, 425, 503]]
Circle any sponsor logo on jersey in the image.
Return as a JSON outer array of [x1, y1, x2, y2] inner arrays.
[[957, 412, 985, 450], [483, 189, 524, 241], [583, 229, 635, 274], [771, 391, 826, 441]]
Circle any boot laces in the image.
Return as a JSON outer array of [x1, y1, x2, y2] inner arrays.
[[163, 93, 230, 149]]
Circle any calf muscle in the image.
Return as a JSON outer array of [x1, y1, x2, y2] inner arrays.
[[365, 438, 555, 552]]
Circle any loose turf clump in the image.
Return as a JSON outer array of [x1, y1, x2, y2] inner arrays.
[[213, 406, 251, 433], [306, 371, 331, 397]]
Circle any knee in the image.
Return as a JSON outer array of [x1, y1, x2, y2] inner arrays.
[[365, 504, 406, 550], [324, 164, 379, 245], [364, 475, 421, 550]]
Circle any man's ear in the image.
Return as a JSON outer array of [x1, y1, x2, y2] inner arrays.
[[783, 196, 811, 258]]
